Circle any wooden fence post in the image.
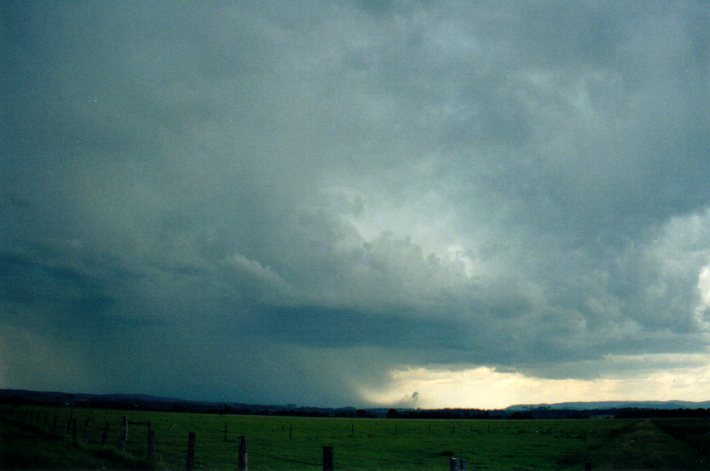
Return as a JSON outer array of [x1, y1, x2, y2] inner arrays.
[[65, 412, 73, 435], [83, 418, 92, 443], [449, 457, 468, 471], [102, 421, 110, 445], [146, 420, 155, 460], [323, 445, 334, 471], [186, 432, 196, 471], [237, 435, 247, 471], [120, 416, 128, 450], [147, 421, 155, 460]]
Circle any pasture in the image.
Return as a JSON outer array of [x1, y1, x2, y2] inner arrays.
[[1, 405, 708, 469]]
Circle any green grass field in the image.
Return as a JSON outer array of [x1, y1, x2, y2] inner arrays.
[[2, 405, 708, 470]]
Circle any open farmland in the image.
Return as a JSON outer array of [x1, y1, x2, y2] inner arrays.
[[2, 405, 708, 469]]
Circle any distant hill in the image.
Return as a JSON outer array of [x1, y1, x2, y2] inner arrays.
[[0, 389, 183, 406], [506, 400, 710, 411], [2, 389, 709, 419], [0, 389, 365, 417]]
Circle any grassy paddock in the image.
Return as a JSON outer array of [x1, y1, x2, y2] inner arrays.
[[2, 405, 707, 469], [0, 418, 163, 469]]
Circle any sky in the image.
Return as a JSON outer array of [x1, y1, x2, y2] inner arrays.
[[1, 0, 709, 409]]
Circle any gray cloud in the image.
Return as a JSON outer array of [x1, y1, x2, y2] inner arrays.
[[1, 0, 709, 406]]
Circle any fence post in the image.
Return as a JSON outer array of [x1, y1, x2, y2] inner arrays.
[[146, 420, 155, 460], [65, 412, 74, 435], [449, 457, 468, 471], [147, 421, 155, 460], [323, 445, 334, 471], [237, 435, 247, 471], [102, 421, 110, 445], [83, 418, 92, 443], [186, 432, 196, 471], [120, 416, 128, 450]]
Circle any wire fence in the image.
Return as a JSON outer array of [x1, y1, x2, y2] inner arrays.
[[2, 407, 450, 470], [4, 405, 633, 470]]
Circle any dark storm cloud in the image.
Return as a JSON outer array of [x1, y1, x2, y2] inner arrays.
[[1, 0, 709, 405]]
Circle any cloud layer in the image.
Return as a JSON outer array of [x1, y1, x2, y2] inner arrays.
[[1, 0, 709, 406]]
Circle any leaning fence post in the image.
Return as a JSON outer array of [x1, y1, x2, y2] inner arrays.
[[323, 445, 334, 471], [120, 416, 128, 450], [186, 432, 196, 471], [237, 435, 247, 471]]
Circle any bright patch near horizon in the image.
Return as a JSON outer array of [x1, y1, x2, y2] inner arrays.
[[361, 357, 710, 410]]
